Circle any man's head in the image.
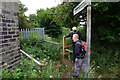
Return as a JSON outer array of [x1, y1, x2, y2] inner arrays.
[[72, 27, 76, 31], [73, 34, 79, 42]]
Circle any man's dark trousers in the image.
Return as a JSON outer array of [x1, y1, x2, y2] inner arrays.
[[72, 43, 76, 62]]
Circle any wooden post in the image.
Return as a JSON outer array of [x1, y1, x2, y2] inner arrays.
[[40, 66, 42, 77], [63, 36, 66, 58]]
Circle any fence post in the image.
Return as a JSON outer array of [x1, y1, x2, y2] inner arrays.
[[41, 29, 42, 40], [23, 29, 25, 38], [35, 29, 37, 38], [30, 28, 31, 38], [39, 29, 40, 39], [28, 28, 29, 38], [32, 29, 34, 38], [40, 29, 42, 39], [35, 29, 36, 38], [26, 29, 27, 38], [21, 29, 22, 39], [37, 29, 38, 38], [63, 36, 65, 58], [43, 28, 45, 40]]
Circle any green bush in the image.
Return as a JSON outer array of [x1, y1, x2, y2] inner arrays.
[[2, 56, 40, 79], [20, 38, 61, 61], [2, 56, 62, 79], [91, 42, 119, 78]]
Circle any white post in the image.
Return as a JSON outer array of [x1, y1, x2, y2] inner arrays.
[[33, 29, 34, 38], [30, 29, 31, 38], [23, 29, 25, 38], [28, 28, 29, 38], [26, 29, 27, 38], [35, 29, 36, 38], [39, 29, 40, 39], [35, 29, 37, 38], [43, 28, 45, 40], [37, 29, 39, 38], [41, 29, 42, 40], [21, 29, 22, 39], [86, 0, 91, 78]]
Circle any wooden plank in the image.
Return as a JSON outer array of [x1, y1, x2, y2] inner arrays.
[[64, 53, 70, 55], [65, 49, 73, 53], [44, 40, 59, 45], [65, 45, 72, 48], [20, 50, 46, 66]]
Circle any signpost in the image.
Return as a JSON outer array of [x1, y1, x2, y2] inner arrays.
[[74, 0, 91, 78], [74, 0, 87, 15]]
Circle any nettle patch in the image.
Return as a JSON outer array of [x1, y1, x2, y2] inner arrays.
[[20, 38, 61, 61]]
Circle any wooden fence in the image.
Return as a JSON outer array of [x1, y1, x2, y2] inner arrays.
[[20, 28, 45, 40]]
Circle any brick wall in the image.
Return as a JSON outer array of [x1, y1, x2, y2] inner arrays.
[[0, 0, 21, 70]]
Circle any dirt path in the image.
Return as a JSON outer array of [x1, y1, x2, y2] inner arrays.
[[62, 58, 74, 67], [61, 58, 74, 78], [52, 52, 75, 78], [52, 58, 74, 78]]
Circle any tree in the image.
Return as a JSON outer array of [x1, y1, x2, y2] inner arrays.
[[18, 1, 33, 29], [52, 2, 87, 29], [92, 2, 120, 43], [35, 9, 62, 38]]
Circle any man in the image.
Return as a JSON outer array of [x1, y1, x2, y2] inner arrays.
[[64, 27, 83, 62], [72, 34, 87, 78]]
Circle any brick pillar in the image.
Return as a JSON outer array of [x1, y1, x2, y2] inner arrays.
[[0, 0, 21, 70]]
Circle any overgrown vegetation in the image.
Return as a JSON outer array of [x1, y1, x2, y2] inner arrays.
[[2, 56, 61, 79], [20, 38, 61, 61], [91, 2, 120, 78], [8, 1, 120, 78], [2, 56, 40, 79], [2, 38, 62, 79]]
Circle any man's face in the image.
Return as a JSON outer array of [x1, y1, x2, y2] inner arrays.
[[73, 36, 77, 42]]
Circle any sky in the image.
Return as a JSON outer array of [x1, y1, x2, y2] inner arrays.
[[20, 0, 62, 16]]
